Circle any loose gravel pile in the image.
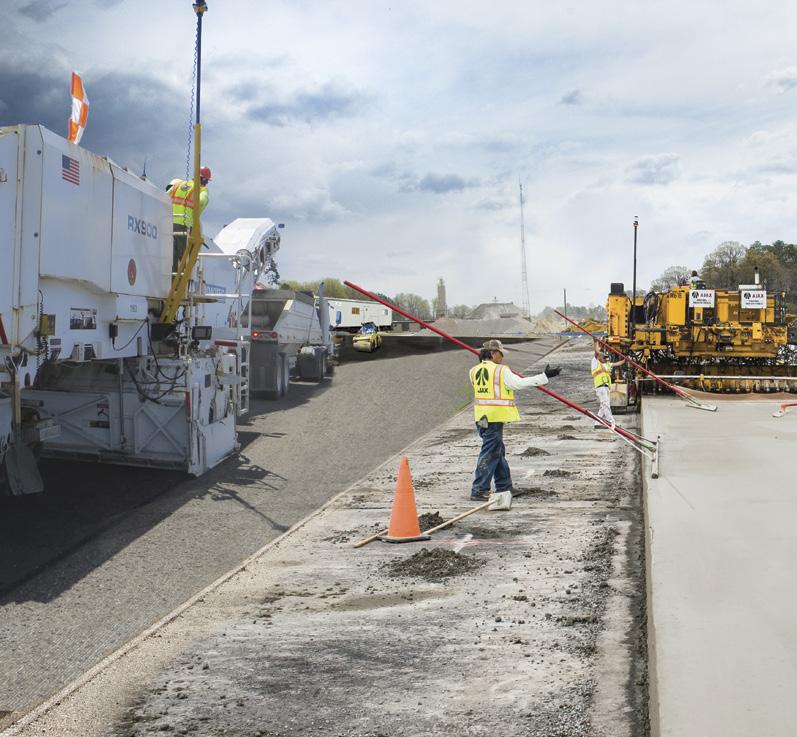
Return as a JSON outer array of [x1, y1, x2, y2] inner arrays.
[[417, 511, 446, 531], [382, 548, 484, 581], [520, 446, 551, 457]]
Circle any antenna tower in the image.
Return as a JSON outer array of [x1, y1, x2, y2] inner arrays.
[[519, 181, 531, 319]]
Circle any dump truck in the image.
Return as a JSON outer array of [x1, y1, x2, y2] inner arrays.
[[247, 286, 334, 399], [0, 124, 267, 495]]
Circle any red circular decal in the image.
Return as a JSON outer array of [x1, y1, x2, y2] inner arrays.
[[127, 258, 137, 285]]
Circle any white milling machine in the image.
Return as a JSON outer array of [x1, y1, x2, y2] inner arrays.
[[0, 124, 279, 495]]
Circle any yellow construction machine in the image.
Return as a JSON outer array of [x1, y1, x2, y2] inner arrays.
[[605, 272, 797, 399], [575, 318, 607, 335]]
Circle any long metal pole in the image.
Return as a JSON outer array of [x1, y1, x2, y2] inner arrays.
[[631, 217, 638, 341], [195, 6, 203, 125], [519, 181, 530, 319], [343, 280, 656, 449], [159, 1, 207, 324]]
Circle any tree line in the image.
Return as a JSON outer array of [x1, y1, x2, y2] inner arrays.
[[278, 277, 437, 320], [278, 277, 603, 322], [650, 240, 797, 298]]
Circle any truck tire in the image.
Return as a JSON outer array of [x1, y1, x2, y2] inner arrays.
[[281, 354, 290, 396], [315, 353, 327, 383], [265, 356, 286, 400]]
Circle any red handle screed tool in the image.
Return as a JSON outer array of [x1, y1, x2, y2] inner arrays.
[[344, 280, 657, 454]]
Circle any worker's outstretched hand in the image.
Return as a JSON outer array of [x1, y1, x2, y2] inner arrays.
[[544, 364, 561, 378]]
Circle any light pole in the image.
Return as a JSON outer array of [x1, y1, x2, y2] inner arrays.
[[631, 216, 638, 341]]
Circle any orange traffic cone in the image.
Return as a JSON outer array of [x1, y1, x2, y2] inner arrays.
[[380, 457, 431, 544]]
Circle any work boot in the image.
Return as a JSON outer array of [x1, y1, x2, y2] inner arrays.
[[470, 490, 491, 501]]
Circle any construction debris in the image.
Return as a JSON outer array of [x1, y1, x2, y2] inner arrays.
[[417, 511, 446, 531], [381, 548, 484, 581]]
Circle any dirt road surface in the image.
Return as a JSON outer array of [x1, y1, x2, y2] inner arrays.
[[0, 342, 561, 721], [3, 340, 649, 737]]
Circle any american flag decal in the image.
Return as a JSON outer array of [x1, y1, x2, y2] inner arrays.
[[62, 154, 80, 185]]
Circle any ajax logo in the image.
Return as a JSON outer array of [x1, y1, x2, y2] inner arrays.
[[474, 366, 490, 388]]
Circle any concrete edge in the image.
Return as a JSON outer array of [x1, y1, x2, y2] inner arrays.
[[640, 406, 661, 737], [1, 336, 569, 735]]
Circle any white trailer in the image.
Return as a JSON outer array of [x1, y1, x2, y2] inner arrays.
[[0, 125, 268, 495], [325, 297, 392, 332]]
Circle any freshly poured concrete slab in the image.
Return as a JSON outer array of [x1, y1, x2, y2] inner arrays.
[[643, 397, 797, 737]]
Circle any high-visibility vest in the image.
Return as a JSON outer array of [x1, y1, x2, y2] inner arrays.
[[469, 360, 520, 423], [592, 360, 611, 389], [171, 179, 209, 228]]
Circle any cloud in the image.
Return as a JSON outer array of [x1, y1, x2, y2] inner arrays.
[[369, 162, 402, 179], [17, 0, 66, 21], [435, 131, 523, 154], [0, 66, 66, 132], [625, 153, 681, 185], [560, 89, 583, 105], [752, 162, 797, 175], [476, 197, 511, 211], [371, 164, 479, 195], [264, 186, 350, 223], [239, 83, 370, 126], [415, 173, 480, 194], [765, 67, 797, 94], [0, 54, 187, 187]]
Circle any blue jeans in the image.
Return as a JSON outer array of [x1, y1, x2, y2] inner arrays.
[[472, 422, 512, 493]]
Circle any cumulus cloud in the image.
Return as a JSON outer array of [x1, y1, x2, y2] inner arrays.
[[5, 3, 797, 308], [0, 66, 65, 130], [0, 55, 188, 187], [765, 67, 797, 94], [372, 164, 479, 195], [625, 153, 681, 185], [264, 187, 350, 223], [17, 0, 67, 21], [416, 173, 479, 194], [560, 89, 583, 105], [236, 83, 370, 127], [476, 197, 511, 211]]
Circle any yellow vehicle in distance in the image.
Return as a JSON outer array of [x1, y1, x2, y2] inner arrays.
[[352, 321, 382, 353]]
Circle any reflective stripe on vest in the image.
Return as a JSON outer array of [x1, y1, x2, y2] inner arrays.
[[469, 360, 521, 423], [172, 180, 195, 227], [592, 362, 611, 388], [171, 180, 207, 228]]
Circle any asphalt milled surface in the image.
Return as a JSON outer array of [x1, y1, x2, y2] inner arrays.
[[0, 339, 559, 719]]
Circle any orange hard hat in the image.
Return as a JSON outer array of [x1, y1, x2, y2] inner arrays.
[[200, 166, 212, 181]]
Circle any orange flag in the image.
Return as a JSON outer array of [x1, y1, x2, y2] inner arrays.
[[67, 71, 89, 145]]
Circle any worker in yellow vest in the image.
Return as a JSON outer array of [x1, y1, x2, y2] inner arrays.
[[591, 342, 625, 429], [169, 166, 211, 273], [468, 339, 561, 501]]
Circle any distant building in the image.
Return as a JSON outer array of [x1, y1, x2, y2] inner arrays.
[[470, 301, 524, 320], [435, 278, 447, 318]]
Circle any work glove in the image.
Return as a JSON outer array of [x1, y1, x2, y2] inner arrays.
[[543, 363, 561, 379]]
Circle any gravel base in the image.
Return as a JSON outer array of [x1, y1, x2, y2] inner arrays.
[[101, 341, 648, 737]]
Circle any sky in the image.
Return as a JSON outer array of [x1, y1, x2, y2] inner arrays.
[[3, 0, 797, 311]]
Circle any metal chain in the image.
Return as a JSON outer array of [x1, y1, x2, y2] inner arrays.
[[184, 22, 199, 181]]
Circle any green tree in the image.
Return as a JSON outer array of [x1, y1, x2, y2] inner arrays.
[[448, 304, 473, 318], [701, 241, 747, 288], [393, 293, 432, 321], [278, 277, 379, 301], [650, 265, 692, 292], [740, 248, 789, 292]]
